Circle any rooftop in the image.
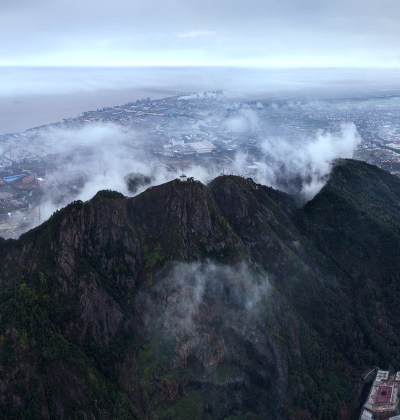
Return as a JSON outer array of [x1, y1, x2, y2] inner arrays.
[[362, 370, 400, 418], [374, 385, 392, 404]]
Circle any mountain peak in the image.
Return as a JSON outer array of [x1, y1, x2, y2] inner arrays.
[[1, 160, 400, 419]]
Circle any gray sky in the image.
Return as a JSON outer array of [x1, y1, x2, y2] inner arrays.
[[2, 0, 400, 67]]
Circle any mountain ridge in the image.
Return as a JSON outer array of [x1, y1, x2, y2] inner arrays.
[[0, 159, 399, 419]]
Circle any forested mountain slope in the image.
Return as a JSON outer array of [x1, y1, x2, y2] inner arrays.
[[0, 159, 399, 420]]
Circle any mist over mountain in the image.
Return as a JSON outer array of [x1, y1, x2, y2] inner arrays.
[[0, 158, 399, 419], [5, 67, 400, 243], [2, 0, 400, 417], [0, 88, 363, 239]]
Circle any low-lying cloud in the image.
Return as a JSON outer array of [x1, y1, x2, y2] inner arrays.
[[32, 123, 219, 225], [137, 262, 271, 338], [4, 88, 363, 237], [257, 122, 361, 199], [28, 113, 360, 230], [222, 104, 361, 199], [134, 261, 284, 415]]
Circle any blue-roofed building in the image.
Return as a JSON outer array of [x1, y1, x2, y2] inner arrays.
[[3, 174, 26, 183]]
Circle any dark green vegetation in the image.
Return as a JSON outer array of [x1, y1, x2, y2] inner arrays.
[[0, 159, 399, 419]]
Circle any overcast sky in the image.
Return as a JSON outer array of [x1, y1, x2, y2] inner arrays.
[[2, 0, 400, 67]]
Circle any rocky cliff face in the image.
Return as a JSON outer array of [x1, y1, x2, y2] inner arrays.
[[0, 159, 400, 419]]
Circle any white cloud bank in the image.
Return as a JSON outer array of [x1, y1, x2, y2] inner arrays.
[[30, 116, 360, 230], [258, 123, 361, 199]]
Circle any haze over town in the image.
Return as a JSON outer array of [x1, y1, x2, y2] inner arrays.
[[2, 1, 400, 238]]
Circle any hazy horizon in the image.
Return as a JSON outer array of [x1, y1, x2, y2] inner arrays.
[[2, 66, 400, 134]]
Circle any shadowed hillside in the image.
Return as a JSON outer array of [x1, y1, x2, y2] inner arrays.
[[0, 159, 399, 419]]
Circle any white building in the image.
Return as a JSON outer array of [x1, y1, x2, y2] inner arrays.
[[189, 141, 216, 154]]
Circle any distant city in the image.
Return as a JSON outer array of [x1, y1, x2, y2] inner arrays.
[[0, 90, 400, 238]]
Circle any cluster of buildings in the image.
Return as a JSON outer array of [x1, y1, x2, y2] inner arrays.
[[2, 172, 42, 187], [0, 134, 50, 165], [263, 97, 400, 176], [0, 172, 42, 215], [361, 369, 400, 420], [0, 90, 399, 237], [63, 93, 248, 156], [162, 138, 216, 156]]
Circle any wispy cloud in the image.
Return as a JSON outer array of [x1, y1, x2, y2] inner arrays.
[[178, 30, 215, 38]]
